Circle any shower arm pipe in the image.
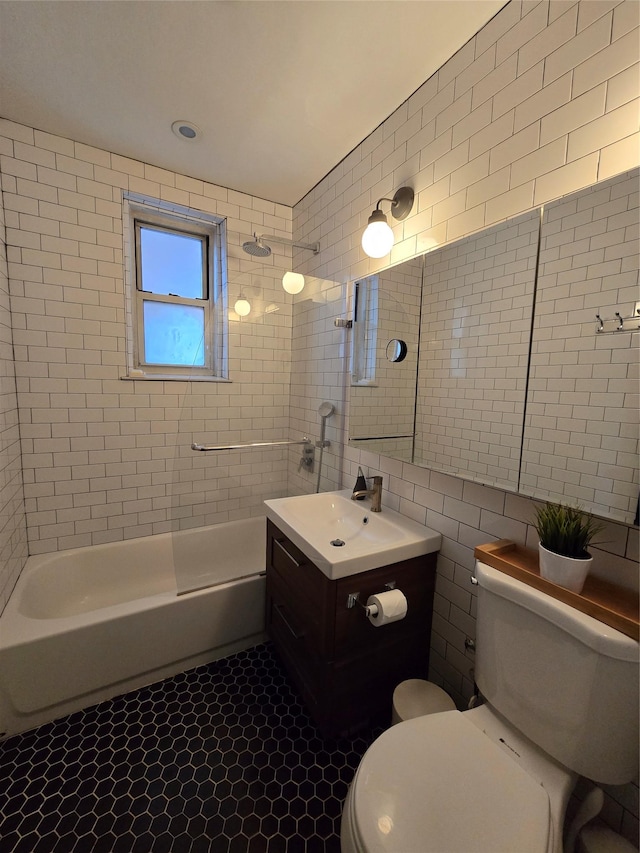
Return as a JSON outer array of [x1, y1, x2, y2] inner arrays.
[[191, 437, 311, 452], [256, 234, 320, 254]]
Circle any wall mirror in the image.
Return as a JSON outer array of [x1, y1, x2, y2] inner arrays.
[[349, 168, 639, 525], [349, 259, 422, 462]]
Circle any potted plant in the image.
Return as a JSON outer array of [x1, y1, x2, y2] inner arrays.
[[533, 501, 603, 594]]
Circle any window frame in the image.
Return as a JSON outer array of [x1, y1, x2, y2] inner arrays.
[[123, 194, 228, 381], [351, 276, 379, 386]]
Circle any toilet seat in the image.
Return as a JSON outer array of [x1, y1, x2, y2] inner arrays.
[[347, 710, 551, 853]]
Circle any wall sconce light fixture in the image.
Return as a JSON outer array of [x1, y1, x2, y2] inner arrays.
[[361, 187, 414, 258]]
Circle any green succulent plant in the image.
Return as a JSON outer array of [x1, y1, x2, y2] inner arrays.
[[534, 502, 603, 560]]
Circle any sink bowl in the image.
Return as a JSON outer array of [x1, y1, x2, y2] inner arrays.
[[264, 490, 441, 579]]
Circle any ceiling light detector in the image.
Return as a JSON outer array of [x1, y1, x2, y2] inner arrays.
[[171, 120, 201, 141]]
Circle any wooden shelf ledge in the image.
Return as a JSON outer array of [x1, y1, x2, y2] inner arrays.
[[474, 540, 639, 641]]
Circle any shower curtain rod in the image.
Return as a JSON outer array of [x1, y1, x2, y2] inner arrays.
[[191, 437, 310, 452]]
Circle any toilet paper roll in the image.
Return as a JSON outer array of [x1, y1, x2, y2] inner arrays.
[[366, 589, 407, 627]]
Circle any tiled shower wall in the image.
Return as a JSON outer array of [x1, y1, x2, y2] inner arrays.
[[0, 163, 27, 612], [0, 118, 296, 555], [290, 0, 639, 840]]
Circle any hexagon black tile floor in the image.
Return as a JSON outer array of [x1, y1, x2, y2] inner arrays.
[[0, 643, 383, 853]]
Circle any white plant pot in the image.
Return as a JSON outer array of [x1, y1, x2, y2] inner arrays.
[[538, 543, 592, 594]]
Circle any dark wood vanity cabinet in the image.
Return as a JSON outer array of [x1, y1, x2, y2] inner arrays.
[[265, 519, 437, 737]]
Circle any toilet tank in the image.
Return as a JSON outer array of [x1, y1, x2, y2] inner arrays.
[[474, 561, 639, 785]]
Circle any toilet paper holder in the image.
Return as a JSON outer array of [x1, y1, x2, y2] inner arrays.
[[347, 581, 396, 613]]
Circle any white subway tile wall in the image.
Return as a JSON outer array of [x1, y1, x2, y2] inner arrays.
[[521, 169, 639, 521], [0, 166, 28, 613], [290, 1, 639, 840], [415, 209, 539, 490], [0, 118, 295, 555]]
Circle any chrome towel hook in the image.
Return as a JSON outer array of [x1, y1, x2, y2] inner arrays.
[[594, 307, 639, 334]]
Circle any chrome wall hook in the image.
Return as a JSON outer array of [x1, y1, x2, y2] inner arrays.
[[594, 308, 639, 334]]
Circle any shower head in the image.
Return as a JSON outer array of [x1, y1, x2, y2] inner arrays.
[[318, 402, 335, 419], [242, 235, 272, 258], [243, 233, 320, 258]]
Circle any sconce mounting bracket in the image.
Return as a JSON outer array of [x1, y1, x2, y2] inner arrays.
[[390, 187, 414, 221]]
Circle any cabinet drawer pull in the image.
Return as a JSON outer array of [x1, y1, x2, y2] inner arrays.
[[275, 603, 305, 640], [274, 537, 302, 567]]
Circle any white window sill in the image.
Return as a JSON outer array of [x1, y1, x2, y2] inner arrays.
[[120, 374, 232, 382]]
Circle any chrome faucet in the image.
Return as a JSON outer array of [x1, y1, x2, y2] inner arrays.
[[351, 475, 383, 512]]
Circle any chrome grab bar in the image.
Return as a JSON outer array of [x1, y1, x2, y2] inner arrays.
[[191, 436, 310, 452]]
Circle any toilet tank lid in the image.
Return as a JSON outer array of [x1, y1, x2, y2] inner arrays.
[[475, 562, 638, 663]]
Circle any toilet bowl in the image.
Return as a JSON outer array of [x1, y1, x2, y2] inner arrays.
[[341, 704, 575, 853], [340, 562, 639, 853]]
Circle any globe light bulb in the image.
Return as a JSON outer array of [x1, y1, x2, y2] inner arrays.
[[282, 272, 305, 294], [234, 297, 251, 317], [361, 215, 394, 258], [361, 189, 414, 258]]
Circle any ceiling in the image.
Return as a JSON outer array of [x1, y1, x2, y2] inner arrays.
[[0, 1, 508, 207]]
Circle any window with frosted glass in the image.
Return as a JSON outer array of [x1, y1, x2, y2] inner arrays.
[[142, 301, 206, 366], [129, 206, 226, 378]]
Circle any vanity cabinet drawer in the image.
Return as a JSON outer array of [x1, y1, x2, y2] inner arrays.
[[266, 574, 326, 714], [267, 520, 324, 595], [269, 524, 308, 573], [266, 520, 331, 652]]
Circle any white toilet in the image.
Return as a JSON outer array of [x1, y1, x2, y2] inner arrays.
[[341, 561, 639, 853]]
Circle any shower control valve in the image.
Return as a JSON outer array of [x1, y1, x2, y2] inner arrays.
[[298, 444, 315, 472]]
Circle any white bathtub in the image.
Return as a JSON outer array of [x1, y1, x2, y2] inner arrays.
[[0, 517, 267, 737]]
